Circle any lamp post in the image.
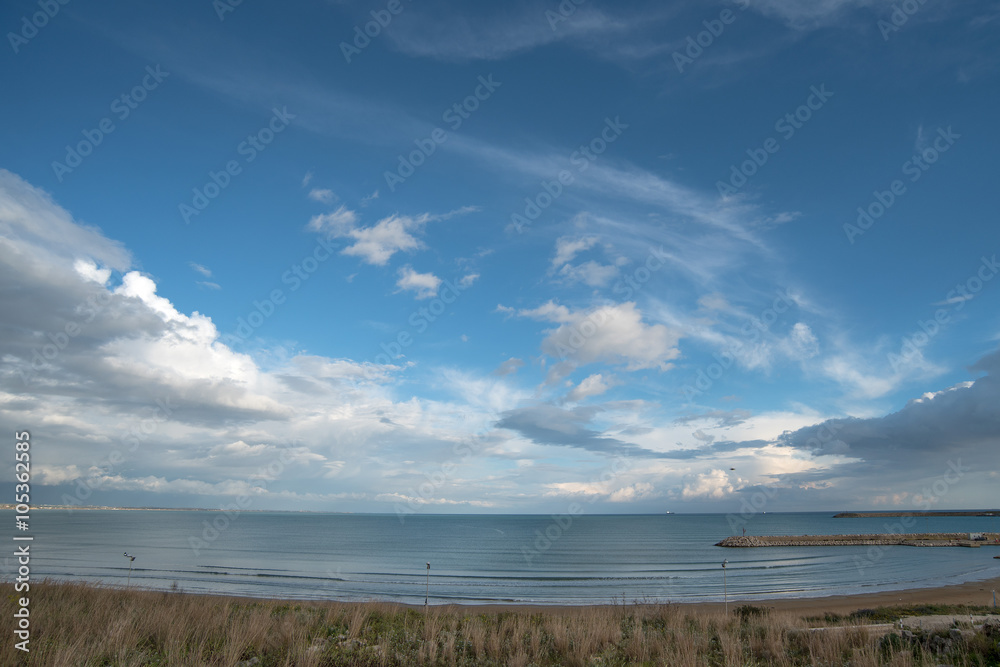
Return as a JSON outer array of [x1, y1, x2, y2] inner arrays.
[[425, 562, 430, 609], [722, 559, 728, 614], [123, 552, 136, 588]]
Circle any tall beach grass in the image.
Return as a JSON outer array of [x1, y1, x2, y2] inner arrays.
[[2, 579, 998, 666]]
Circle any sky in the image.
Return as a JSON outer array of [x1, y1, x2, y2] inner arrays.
[[1, 0, 998, 515]]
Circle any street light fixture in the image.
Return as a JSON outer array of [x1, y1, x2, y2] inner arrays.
[[425, 562, 430, 609], [123, 552, 136, 588], [722, 559, 728, 614]]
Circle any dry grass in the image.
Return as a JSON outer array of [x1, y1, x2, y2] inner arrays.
[[1, 580, 997, 666]]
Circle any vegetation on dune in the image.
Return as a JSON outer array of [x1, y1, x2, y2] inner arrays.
[[2, 580, 998, 666]]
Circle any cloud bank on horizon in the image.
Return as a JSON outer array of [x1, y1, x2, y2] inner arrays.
[[1, 0, 998, 514]]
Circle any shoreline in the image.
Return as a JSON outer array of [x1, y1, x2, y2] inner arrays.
[[405, 576, 1000, 615], [45, 574, 1000, 616]]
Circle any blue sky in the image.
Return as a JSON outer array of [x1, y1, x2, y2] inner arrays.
[[1, 0, 998, 515]]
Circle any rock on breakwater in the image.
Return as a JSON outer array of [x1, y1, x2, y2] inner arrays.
[[716, 533, 1000, 548]]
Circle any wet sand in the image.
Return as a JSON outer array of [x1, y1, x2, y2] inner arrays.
[[53, 575, 1000, 619]]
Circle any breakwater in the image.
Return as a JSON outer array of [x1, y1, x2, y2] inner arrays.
[[717, 533, 1000, 548], [833, 511, 999, 518]]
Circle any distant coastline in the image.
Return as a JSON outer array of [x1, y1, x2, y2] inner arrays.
[[0, 504, 343, 513]]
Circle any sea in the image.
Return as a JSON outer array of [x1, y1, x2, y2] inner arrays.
[[6, 510, 1000, 606]]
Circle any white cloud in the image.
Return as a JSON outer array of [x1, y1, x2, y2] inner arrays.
[[0, 169, 131, 271], [522, 301, 681, 372], [493, 357, 524, 376], [396, 265, 441, 299], [556, 260, 618, 287], [609, 482, 656, 502], [458, 273, 479, 288], [385, 5, 626, 61], [566, 373, 616, 402], [821, 339, 943, 401], [748, 0, 890, 29], [552, 235, 599, 268], [7, 167, 1000, 514], [517, 300, 572, 323], [33, 464, 83, 485], [783, 322, 820, 360], [74, 258, 112, 285], [548, 236, 618, 287], [209, 440, 271, 457], [188, 262, 212, 278], [308, 188, 337, 204], [307, 208, 451, 267], [0, 174, 499, 507], [343, 214, 428, 266], [933, 294, 974, 306], [697, 293, 729, 312], [681, 469, 735, 499], [307, 205, 358, 237], [822, 355, 897, 399]]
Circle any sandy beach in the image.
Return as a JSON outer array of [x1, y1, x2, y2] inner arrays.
[[706, 575, 1000, 615], [429, 576, 1000, 616]]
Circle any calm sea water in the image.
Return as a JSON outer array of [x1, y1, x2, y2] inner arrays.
[[6, 511, 1000, 605]]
